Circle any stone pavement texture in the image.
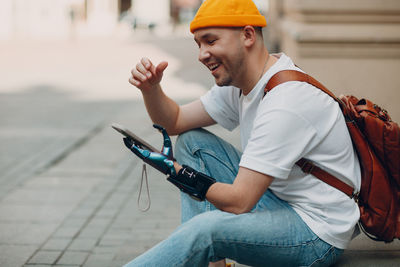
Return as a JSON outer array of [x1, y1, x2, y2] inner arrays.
[[1, 30, 399, 267]]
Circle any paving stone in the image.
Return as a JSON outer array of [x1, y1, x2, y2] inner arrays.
[[0, 244, 37, 267], [44, 168, 113, 178], [1, 187, 85, 206], [104, 194, 127, 206], [24, 265, 53, 267], [0, 222, 28, 243], [0, 137, 82, 198], [62, 217, 88, 228], [85, 218, 111, 228], [42, 238, 72, 251], [52, 226, 81, 239], [0, 203, 73, 223], [68, 207, 96, 219], [334, 250, 400, 267], [92, 184, 115, 194], [68, 238, 98, 251], [56, 251, 89, 265], [78, 226, 107, 238], [0, 222, 59, 246], [109, 259, 131, 267], [95, 208, 119, 218], [98, 237, 126, 247], [348, 233, 400, 250], [24, 175, 102, 191], [112, 244, 153, 264], [82, 192, 107, 204], [102, 230, 131, 241], [83, 253, 114, 267], [92, 246, 118, 255], [28, 250, 62, 265]]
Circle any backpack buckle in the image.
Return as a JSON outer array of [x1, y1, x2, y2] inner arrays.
[[351, 191, 360, 203], [299, 160, 315, 174]]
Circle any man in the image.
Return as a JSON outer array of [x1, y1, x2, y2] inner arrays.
[[124, 0, 361, 266]]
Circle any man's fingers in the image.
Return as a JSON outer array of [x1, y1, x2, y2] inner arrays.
[[156, 61, 168, 75], [141, 57, 153, 71], [138, 57, 154, 78], [129, 58, 167, 89], [136, 62, 152, 79], [131, 68, 148, 82], [129, 77, 141, 87]]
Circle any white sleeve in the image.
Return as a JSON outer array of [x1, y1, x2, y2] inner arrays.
[[240, 108, 320, 179], [200, 85, 240, 131]]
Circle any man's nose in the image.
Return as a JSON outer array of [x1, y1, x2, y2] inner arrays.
[[198, 47, 210, 63]]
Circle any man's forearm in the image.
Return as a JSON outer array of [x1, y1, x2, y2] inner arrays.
[[130, 58, 214, 135], [141, 84, 180, 135], [129, 58, 180, 134], [207, 167, 274, 214], [172, 162, 253, 213]]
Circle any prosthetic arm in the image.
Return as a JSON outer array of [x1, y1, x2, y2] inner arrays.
[[123, 124, 216, 201]]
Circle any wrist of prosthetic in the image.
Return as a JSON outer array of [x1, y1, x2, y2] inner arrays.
[[167, 165, 216, 201]]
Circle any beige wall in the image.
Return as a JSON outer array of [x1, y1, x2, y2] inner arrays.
[[0, 0, 74, 40], [0, 0, 143, 39], [274, 0, 400, 122], [86, 0, 118, 35]]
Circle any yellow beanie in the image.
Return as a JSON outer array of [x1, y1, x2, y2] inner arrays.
[[190, 0, 267, 33]]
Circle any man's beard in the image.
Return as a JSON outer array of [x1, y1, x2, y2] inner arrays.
[[215, 74, 233, 87], [214, 49, 245, 87]]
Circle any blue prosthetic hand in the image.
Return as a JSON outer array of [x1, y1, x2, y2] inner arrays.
[[123, 124, 215, 201], [123, 124, 176, 176]]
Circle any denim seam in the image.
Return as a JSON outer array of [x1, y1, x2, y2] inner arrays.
[[310, 245, 335, 266], [178, 239, 214, 267], [301, 241, 335, 267], [190, 146, 237, 176], [175, 238, 328, 267], [212, 235, 320, 249]]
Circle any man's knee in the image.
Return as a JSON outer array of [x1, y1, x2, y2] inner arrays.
[[175, 128, 211, 161], [175, 130, 196, 151], [184, 210, 228, 242], [176, 128, 209, 148]]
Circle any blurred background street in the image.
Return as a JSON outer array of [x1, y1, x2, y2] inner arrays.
[[0, 0, 399, 266]]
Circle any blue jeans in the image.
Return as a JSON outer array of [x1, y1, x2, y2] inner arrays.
[[124, 129, 343, 267]]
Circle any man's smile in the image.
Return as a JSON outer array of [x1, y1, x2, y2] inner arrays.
[[206, 63, 221, 72], [207, 62, 222, 76], [208, 63, 220, 71]]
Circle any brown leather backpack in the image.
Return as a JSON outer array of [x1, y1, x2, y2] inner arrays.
[[264, 70, 400, 242]]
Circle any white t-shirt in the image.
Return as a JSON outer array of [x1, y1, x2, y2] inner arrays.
[[200, 53, 361, 249]]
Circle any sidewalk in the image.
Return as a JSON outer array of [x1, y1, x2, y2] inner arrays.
[[0, 32, 399, 267]]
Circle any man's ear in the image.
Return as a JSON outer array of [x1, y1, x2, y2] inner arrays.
[[242, 26, 257, 48]]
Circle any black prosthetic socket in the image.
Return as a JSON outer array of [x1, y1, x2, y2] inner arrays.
[[167, 165, 216, 201]]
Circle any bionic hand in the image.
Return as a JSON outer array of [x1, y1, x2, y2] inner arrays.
[[123, 124, 176, 176], [123, 124, 216, 201]]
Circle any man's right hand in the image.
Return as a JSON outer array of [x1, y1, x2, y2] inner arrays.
[[129, 57, 168, 92]]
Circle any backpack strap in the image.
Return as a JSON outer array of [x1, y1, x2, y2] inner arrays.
[[265, 70, 356, 199], [296, 159, 355, 198], [264, 70, 338, 100]]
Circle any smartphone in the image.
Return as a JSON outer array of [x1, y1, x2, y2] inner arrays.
[[111, 123, 160, 153]]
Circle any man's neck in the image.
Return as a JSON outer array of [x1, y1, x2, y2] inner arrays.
[[239, 49, 275, 96]]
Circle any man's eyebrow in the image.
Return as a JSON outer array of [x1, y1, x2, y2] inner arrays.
[[194, 33, 215, 43]]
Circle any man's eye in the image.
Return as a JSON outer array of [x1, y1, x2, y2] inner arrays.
[[207, 39, 216, 45]]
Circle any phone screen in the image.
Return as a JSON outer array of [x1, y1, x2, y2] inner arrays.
[[111, 123, 160, 153]]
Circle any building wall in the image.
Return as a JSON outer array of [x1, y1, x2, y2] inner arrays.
[[0, 0, 13, 39], [86, 0, 118, 35], [0, 0, 172, 40], [132, 0, 170, 27], [273, 0, 400, 121], [0, 0, 74, 40]]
